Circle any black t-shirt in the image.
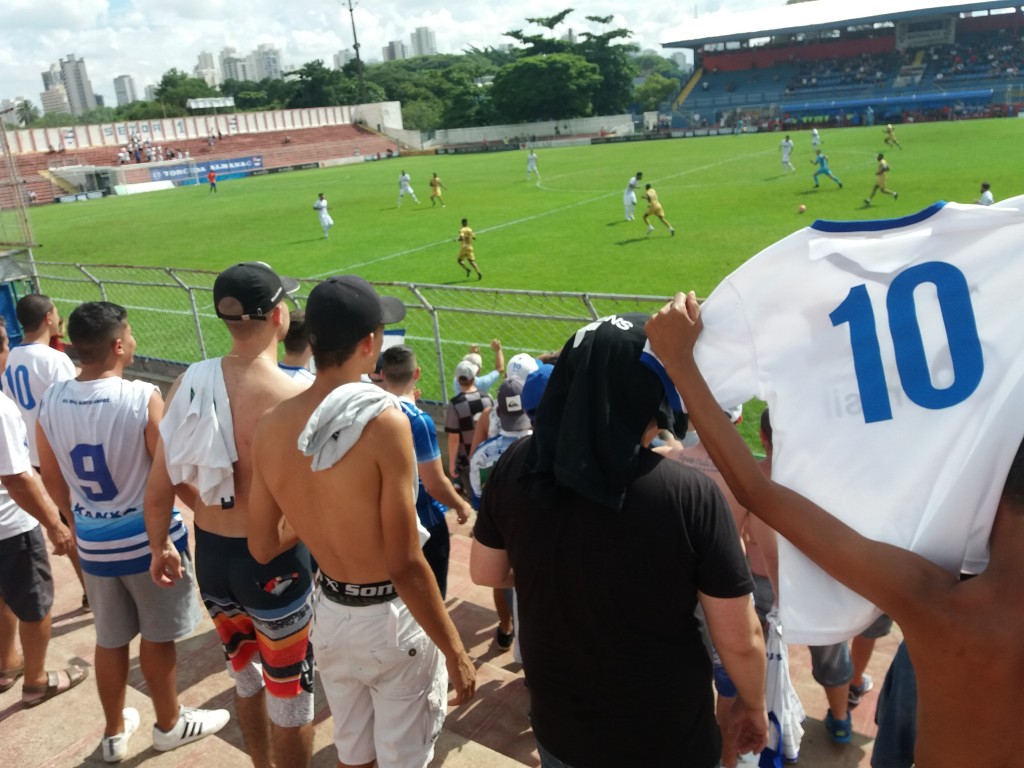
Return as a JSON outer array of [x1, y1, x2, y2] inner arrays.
[[475, 437, 753, 768]]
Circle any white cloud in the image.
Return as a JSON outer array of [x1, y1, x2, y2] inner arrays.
[[0, 1, 776, 105]]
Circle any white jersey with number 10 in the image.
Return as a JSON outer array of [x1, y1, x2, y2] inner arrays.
[[693, 196, 1024, 645]]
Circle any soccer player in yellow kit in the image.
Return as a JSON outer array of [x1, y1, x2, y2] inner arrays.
[[456, 218, 482, 280], [864, 153, 898, 206], [642, 184, 675, 236], [430, 174, 446, 208]]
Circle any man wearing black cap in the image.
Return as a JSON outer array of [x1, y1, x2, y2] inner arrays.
[[144, 261, 317, 767], [470, 314, 767, 768], [248, 275, 476, 768]]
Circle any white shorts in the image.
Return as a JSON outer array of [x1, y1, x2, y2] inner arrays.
[[311, 592, 447, 768]]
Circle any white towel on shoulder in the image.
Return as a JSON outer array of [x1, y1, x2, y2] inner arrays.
[[298, 382, 399, 470], [160, 358, 238, 508], [298, 381, 429, 545]]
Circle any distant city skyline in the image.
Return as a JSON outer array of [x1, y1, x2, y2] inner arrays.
[[3, 3, 761, 108]]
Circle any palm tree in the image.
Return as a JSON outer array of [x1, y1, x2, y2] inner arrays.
[[15, 100, 41, 127]]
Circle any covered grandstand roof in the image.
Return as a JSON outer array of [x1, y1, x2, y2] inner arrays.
[[661, 0, 1020, 48]]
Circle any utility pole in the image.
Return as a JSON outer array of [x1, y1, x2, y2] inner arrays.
[[345, 0, 368, 104]]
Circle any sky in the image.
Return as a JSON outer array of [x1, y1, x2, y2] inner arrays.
[[0, 0, 782, 108]]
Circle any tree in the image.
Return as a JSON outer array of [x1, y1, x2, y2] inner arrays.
[[633, 72, 680, 112], [491, 54, 602, 121], [578, 29, 638, 115], [504, 9, 638, 116], [15, 100, 41, 127], [287, 60, 346, 108], [154, 68, 217, 110]]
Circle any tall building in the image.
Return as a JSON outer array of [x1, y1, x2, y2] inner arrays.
[[39, 84, 71, 116], [58, 54, 97, 116], [113, 75, 137, 106], [382, 40, 407, 61], [220, 47, 253, 82], [252, 43, 283, 80], [195, 51, 220, 87], [144, 84, 159, 101], [333, 49, 355, 69], [410, 27, 437, 57], [41, 65, 62, 91]]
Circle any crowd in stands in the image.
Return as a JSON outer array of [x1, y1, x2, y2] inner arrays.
[[929, 32, 1024, 82], [116, 134, 192, 165], [785, 51, 904, 94]]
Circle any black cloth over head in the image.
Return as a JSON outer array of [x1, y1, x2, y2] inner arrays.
[[522, 313, 685, 512]]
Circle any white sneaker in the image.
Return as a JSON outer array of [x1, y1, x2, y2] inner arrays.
[[102, 707, 140, 763], [152, 705, 230, 752], [646, 225, 655, 235]]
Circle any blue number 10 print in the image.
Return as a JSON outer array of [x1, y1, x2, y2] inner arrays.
[[829, 262, 983, 423]]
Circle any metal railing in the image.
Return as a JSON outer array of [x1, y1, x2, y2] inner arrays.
[[21, 260, 671, 403]]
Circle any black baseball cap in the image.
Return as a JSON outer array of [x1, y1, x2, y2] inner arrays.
[[214, 262, 299, 321], [305, 275, 406, 352]]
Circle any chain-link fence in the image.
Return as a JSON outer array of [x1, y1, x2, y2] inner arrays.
[[17, 260, 673, 403]]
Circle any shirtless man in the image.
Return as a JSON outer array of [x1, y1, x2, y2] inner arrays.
[[646, 291, 1024, 768], [248, 275, 475, 768], [145, 262, 314, 768]]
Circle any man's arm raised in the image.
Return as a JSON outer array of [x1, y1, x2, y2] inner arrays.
[[374, 408, 476, 705], [645, 292, 956, 626]]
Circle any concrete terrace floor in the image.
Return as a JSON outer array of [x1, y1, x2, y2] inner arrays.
[[1, 506, 897, 767]]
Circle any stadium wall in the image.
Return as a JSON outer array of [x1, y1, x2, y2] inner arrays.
[[5, 102, 402, 156], [390, 115, 635, 150]]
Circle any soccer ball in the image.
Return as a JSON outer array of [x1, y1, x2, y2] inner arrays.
[[798, 204, 807, 214]]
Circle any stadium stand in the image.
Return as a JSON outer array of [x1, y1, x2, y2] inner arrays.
[[662, 0, 1024, 131], [7, 124, 397, 205]]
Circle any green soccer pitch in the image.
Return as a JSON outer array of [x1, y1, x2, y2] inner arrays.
[[27, 118, 1021, 298], [23, 118, 1022, 446]]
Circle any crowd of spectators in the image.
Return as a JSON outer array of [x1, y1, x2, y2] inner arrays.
[[928, 32, 1024, 82]]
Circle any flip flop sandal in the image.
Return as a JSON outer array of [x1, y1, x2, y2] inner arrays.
[[21, 665, 89, 708], [0, 663, 25, 692]]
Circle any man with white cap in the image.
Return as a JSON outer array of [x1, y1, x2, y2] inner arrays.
[[450, 339, 504, 396], [445, 357, 495, 496]]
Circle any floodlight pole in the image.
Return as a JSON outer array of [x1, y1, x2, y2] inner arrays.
[[345, 0, 369, 104]]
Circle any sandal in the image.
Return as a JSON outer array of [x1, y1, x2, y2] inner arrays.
[[0, 663, 25, 693], [21, 665, 89, 708]]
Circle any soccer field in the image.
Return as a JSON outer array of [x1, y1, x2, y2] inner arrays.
[[21, 117, 1023, 445], [27, 118, 1022, 299]]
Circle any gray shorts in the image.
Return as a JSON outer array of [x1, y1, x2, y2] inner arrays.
[[84, 549, 201, 648], [809, 613, 894, 687]]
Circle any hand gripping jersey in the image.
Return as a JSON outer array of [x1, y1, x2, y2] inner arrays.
[[694, 196, 1024, 644]]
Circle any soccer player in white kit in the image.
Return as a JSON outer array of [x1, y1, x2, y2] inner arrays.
[[526, 150, 540, 182], [780, 135, 796, 172], [397, 171, 419, 207], [313, 193, 333, 238], [623, 171, 643, 221]]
